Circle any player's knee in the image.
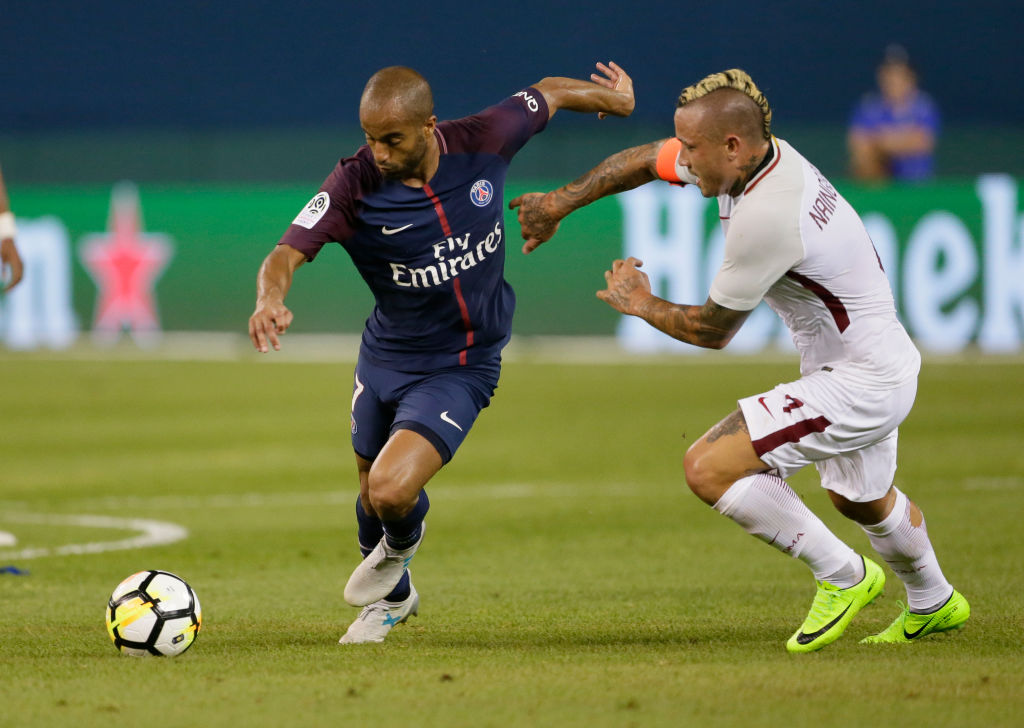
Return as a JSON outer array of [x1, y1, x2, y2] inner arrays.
[[683, 444, 720, 506], [829, 495, 861, 521], [366, 470, 417, 520], [829, 488, 897, 525]]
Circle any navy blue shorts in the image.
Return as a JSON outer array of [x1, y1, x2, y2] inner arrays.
[[350, 354, 501, 464]]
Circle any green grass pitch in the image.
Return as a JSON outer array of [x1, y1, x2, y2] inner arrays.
[[1, 352, 1022, 727]]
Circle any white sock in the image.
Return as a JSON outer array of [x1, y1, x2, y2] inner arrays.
[[861, 487, 953, 612], [714, 473, 864, 588]]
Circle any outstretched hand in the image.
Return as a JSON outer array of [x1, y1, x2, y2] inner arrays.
[[248, 298, 294, 353], [591, 61, 634, 119], [596, 257, 651, 315], [509, 192, 562, 254]]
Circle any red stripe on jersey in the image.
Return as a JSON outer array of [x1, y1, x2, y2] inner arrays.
[[423, 183, 452, 237], [871, 242, 885, 271], [434, 127, 448, 154], [452, 277, 474, 365], [744, 138, 782, 195], [751, 415, 831, 457], [423, 183, 473, 364], [785, 270, 851, 333]]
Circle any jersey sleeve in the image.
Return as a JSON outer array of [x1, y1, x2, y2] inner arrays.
[[276, 148, 379, 261], [654, 138, 698, 185], [709, 197, 804, 311], [439, 88, 550, 161]]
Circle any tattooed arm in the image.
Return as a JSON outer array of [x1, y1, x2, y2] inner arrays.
[[509, 139, 667, 254], [597, 257, 751, 349]]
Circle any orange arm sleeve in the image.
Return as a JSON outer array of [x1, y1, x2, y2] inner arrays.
[[655, 138, 684, 183]]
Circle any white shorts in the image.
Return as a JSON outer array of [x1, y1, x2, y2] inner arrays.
[[737, 366, 917, 502]]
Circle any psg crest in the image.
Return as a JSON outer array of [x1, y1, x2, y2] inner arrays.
[[470, 180, 493, 207]]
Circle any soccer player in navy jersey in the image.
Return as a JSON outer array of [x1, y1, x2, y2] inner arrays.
[[248, 63, 634, 643]]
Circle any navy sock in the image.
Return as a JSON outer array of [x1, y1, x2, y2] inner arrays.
[[382, 490, 430, 550], [384, 572, 411, 603], [355, 495, 410, 602], [355, 496, 383, 556]]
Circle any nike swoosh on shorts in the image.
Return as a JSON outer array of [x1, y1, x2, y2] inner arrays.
[[440, 411, 463, 431]]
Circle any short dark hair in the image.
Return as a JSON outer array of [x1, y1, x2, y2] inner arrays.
[[360, 66, 434, 123]]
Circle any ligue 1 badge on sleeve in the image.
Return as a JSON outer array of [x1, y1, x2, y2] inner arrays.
[[293, 191, 330, 229], [470, 180, 493, 207]]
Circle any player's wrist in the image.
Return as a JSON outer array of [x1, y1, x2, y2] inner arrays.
[[546, 189, 576, 220], [0, 211, 16, 241], [255, 294, 285, 311], [608, 89, 635, 118], [629, 290, 657, 318]]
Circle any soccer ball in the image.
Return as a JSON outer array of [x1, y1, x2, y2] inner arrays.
[[105, 570, 202, 656]]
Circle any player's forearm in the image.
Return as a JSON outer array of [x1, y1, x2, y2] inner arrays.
[[537, 76, 634, 118], [548, 141, 662, 219], [879, 127, 935, 155], [0, 165, 11, 213], [256, 246, 299, 304], [632, 295, 746, 350]]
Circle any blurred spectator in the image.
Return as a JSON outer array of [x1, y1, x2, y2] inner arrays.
[[848, 45, 939, 183], [0, 163, 24, 291]]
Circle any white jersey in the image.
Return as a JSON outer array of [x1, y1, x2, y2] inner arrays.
[[658, 136, 920, 388]]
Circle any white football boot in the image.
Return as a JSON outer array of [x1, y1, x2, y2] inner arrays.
[[338, 582, 419, 644], [344, 522, 425, 607]]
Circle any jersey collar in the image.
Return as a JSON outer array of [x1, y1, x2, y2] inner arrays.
[[742, 136, 782, 196], [433, 126, 448, 155]]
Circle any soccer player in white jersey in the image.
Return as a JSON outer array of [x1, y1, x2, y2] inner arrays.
[[511, 69, 969, 652]]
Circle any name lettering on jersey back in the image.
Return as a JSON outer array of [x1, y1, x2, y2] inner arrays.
[[808, 167, 839, 231], [390, 221, 503, 288]]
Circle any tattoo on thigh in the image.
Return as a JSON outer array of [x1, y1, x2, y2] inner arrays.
[[705, 410, 748, 443]]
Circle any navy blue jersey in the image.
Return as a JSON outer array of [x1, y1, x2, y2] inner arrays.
[[279, 88, 549, 372]]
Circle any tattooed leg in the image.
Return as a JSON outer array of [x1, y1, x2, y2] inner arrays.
[[683, 409, 768, 505], [705, 409, 750, 443]]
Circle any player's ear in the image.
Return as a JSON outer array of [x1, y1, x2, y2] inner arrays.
[[724, 134, 742, 158], [423, 115, 437, 136]]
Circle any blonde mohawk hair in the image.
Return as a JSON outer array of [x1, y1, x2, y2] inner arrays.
[[677, 69, 772, 140]]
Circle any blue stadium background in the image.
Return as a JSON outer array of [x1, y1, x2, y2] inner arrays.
[[3, 0, 1022, 182]]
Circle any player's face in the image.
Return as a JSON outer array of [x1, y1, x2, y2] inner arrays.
[[673, 106, 734, 198], [878, 63, 916, 105], [361, 108, 436, 181]]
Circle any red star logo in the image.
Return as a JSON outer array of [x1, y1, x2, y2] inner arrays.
[[80, 183, 172, 343]]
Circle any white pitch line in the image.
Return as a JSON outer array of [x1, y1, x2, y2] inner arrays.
[[0, 513, 187, 561], [0, 483, 638, 561], [962, 476, 1024, 490], [0, 483, 638, 513]]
